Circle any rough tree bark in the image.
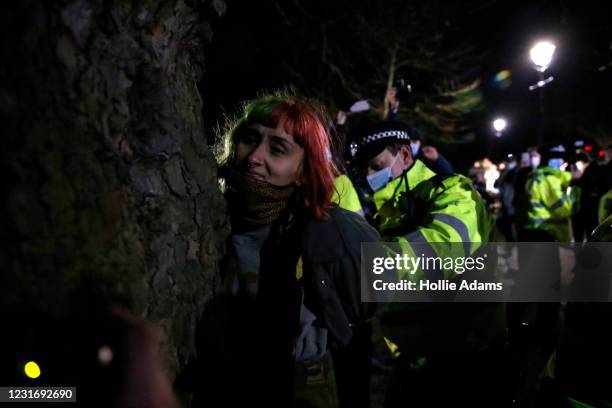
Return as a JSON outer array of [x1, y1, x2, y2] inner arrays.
[[0, 0, 228, 392]]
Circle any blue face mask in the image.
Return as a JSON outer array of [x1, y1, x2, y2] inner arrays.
[[547, 158, 564, 170], [410, 142, 420, 156], [367, 155, 399, 192]]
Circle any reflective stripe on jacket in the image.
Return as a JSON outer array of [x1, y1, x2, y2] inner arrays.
[[371, 160, 493, 281], [371, 160, 502, 358]]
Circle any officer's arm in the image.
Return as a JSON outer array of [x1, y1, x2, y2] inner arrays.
[[542, 177, 576, 219], [392, 178, 489, 281]]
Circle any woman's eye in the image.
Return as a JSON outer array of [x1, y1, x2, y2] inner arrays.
[[240, 133, 258, 145], [271, 144, 286, 155]]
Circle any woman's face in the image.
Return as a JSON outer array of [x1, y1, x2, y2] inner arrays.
[[234, 121, 305, 187]]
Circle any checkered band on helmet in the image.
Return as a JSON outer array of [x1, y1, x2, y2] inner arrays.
[[360, 130, 410, 146]]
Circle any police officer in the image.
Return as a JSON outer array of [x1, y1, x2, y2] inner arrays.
[[511, 143, 579, 404], [596, 145, 612, 224], [599, 188, 612, 223], [519, 143, 578, 242], [351, 121, 507, 407]]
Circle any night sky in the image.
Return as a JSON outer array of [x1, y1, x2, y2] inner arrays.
[[200, 0, 611, 171]]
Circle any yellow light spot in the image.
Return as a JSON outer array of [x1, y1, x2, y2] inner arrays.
[[494, 69, 512, 81], [24, 361, 40, 379]]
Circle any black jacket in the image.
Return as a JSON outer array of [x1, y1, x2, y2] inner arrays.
[[192, 206, 381, 406], [300, 206, 382, 347]]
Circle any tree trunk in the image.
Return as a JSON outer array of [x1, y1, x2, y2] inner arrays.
[[0, 0, 228, 392]]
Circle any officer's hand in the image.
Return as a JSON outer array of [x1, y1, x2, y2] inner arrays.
[[421, 145, 439, 161]]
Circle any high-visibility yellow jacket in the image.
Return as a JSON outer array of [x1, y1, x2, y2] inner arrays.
[[372, 160, 492, 268], [598, 188, 612, 224], [372, 160, 502, 359], [331, 174, 364, 215], [524, 166, 578, 242]]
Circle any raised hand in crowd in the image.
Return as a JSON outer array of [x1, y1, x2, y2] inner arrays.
[[420, 145, 439, 162]]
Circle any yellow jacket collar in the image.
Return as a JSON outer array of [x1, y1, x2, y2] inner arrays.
[[372, 160, 436, 210], [536, 166, 572, 184]]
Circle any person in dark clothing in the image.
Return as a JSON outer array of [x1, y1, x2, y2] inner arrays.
[[575, 144, 612, 238], [496, 154, 519, 241], [512, 148, 540, 230], [569, 152, 591, 242], [511, 143, 576, 405], [576, 160, 604, 238], [407, 128, 455, 176], [193, 94, 381, 408]]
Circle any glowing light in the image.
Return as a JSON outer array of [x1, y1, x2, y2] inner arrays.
[[350, 142, 358, 158], [493, 70, 512, 89], [530, 41, 556, 71], [98, 346, 114, 366], [585, 145, 593, 152], [493, 118, 507, 132], [24, 361, 41, 379], [494, 70, 512, 82]]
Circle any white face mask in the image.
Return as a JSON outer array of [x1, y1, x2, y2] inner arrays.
[[530, 155, 541, 168], [366, 154, 399, 192]]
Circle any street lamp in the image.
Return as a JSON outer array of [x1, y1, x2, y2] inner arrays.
[[529, 40, 556, 145], [493, 118, 507, 137], [488, 117, 507, 158], [530, 41, 556, 72]]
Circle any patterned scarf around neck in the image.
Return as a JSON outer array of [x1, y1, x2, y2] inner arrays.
[[223, 167, 297, 231]]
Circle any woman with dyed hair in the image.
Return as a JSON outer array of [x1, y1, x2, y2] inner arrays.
[[197, 93, 380, 407], [216, 93, 338, 226]]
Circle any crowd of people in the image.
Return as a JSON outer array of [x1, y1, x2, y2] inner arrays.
[[189, 87, 612, 408], [468, 143, 612, 243]]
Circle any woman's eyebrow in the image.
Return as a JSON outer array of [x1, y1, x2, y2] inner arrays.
[[269, 134, 294, 148]]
